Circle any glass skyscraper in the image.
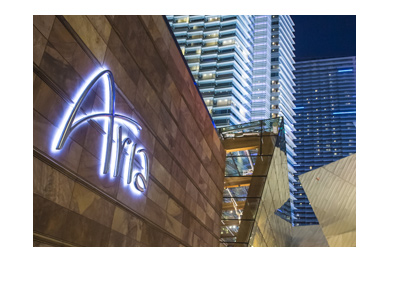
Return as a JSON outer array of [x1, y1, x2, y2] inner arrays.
[[166, 15, 298, 207], [166, 15, 254, 127], [291, 56, 356, 225]]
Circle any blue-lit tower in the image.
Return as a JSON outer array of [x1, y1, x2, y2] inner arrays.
[[292, 56, 356, 225], [166, 15, 298, 224], [165, 15, 254, 128]]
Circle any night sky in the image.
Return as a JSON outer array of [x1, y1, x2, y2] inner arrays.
[[290, 15, 356, 60]]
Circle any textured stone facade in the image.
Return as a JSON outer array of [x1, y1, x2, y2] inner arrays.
[[33, 15, 225, 246]]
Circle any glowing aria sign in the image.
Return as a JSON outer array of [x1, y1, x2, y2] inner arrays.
[[55, 70, 149, 193]]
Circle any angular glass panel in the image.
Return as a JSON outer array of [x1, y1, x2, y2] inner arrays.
[[225, 157, 239, 176], [223, 242, 248, 247], [223, 186, 249, 198], [252, 156, 272, 176], [221, 219, 254, 243], [218, 118, 289, 246], [240, 198, 261, 220]]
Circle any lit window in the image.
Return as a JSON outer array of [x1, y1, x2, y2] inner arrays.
[[315, 90, 318, 92]]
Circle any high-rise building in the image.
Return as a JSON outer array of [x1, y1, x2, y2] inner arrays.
[[291, 56, 356, 225], [166, 15, 254, 127], [166, 15, 298, 213]]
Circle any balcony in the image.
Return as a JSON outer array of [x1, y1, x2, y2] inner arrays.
[[221, 24, 237, 31], [204, 25, 220, 32], [189, 18, 204, 24], [185, 42, 202, 48], [172, 26, 188, 32]]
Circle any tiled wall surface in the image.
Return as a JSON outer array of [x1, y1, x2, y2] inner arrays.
[[33, 15, 226, 246]]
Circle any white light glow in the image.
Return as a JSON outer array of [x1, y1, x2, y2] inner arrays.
[[54, 69, 149, 195]]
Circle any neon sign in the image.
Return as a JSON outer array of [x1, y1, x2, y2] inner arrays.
[[54, 70, 149, 193]]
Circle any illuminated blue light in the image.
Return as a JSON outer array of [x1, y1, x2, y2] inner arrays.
[[54, 69, 149, 194], [332, 111, 356, 115], [293, 107, 304, 109], [338, 69, 353, 73], [51, 67, 106, 152]]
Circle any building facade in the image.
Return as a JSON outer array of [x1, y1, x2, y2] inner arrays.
[[166, 15, 254, 127], [33, 15, 356, 247], [33, 15, 226, 246], [299, 154, 356, 246], [292, 56, 356, 225], [218, 118, 293, 246], [166, 15, 298, 220]]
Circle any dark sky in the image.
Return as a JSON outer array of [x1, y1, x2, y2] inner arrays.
[[290, 15, 356, 60]]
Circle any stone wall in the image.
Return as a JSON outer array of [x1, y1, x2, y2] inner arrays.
[[33, 15, 225, 246]]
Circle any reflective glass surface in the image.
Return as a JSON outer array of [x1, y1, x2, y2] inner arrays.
[[223, 186, 249, 198], [219, 118, 290, 246]]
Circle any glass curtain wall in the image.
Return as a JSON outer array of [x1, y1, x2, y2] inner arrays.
[[218, 118, 291, 246]]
